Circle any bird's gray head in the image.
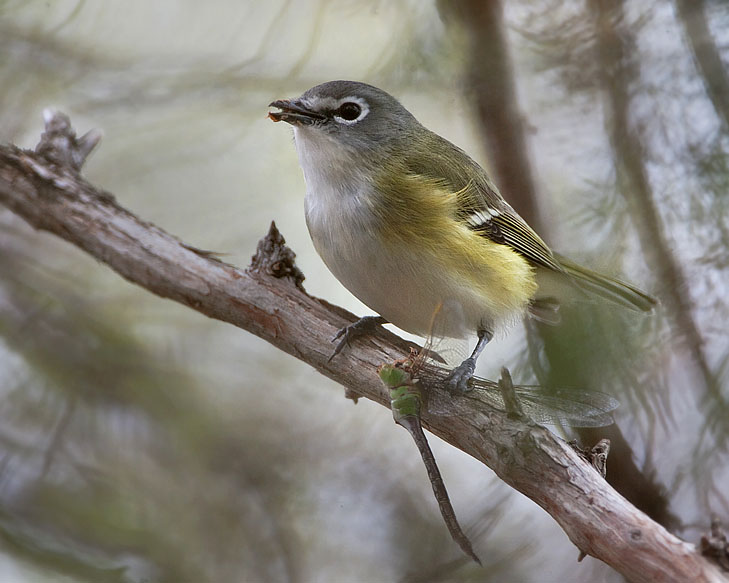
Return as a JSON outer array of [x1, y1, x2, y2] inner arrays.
[[268, 80, 419, 155]]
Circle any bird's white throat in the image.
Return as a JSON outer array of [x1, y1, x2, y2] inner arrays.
[[293, 126, 379, 234]]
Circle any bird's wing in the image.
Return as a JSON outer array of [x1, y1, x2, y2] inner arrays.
[[461, 200, 565, 273], [402, 130, 656, 311], [405, 130, 564, 273]]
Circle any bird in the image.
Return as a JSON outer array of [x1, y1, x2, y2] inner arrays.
[[268, 80, 656, 391]]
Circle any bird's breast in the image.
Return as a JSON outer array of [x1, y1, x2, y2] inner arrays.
[[296, 133, 535, 337], [303, 184, 497, 338]]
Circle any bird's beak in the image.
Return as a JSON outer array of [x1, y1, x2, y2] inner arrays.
[[268, 99, 325, 125]]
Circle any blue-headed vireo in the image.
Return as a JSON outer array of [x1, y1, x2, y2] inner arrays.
[[268, 80, 656, 391]]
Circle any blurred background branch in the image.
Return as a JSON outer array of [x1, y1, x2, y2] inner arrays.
[[438, 0, 545, 232], [591, 0, 722, 417], [675, 0, 729, 132]]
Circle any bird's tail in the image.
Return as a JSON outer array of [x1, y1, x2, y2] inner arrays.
[[556, 255, 657, 312]]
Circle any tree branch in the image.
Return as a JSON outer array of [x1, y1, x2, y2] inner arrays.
[[0, 114, 725, 583], [590, 0, 728, 433], [675, 0, 729, 133]]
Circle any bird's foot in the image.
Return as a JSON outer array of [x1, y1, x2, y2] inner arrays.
[[444, 357, 476, 393], [329, 316, 387, 361]]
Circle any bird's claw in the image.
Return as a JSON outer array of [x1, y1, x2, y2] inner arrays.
[[444, 358, 476, 393], [329, 316, 386, 361]]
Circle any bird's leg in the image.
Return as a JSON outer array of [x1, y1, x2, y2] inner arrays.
[[444, 328, 493, 392], [329, 315, 388, 361]]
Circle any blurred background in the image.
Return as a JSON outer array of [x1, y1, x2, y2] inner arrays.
[[1, 0, 728, 581]]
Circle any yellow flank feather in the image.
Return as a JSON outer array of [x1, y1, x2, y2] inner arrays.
[[375, 169, 536, 330]]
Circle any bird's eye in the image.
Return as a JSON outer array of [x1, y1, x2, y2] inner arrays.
[[336, 102, 362, 121]]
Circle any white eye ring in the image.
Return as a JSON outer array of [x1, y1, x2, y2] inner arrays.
[[332, 96, 369, 125]]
